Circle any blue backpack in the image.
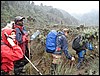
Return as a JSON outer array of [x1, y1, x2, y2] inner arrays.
[[46, 30, 58, 53]]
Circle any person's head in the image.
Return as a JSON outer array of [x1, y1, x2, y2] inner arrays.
[[2, 29, 16, 45], [87, 34, 96, 41], [63, 28, 69, 37], [14, 16, 25, 26]]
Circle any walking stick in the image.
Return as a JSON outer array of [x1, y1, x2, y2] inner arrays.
[[69, 61, 74, 73], [28, 31, 31, 60], [27, 30, 41, 75], [24, 55, 42, 75], [27, 31, 31, 74]]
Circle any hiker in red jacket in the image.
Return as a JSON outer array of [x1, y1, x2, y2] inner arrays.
[[1, 29, 23, 75]]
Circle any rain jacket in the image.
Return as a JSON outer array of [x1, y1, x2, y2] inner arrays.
[[53, 31, 72, 60], [75, 38, 93, 54], [1, 29, 23, 73]]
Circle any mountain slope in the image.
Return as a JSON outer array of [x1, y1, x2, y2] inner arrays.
[[71, 9, 99, 26], [1, 1, 79, 27]]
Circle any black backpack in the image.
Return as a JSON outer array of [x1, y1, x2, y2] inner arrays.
[[72, 35, 85, 52]]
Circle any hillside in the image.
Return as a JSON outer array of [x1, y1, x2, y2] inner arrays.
[[71, 9, 99, 26], [1, 1, 79, 28], [1, 1, 99, 75]]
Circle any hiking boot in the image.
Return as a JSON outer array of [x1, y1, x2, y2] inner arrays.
[[77, 57, 84, 69], [77, 62, 82, 69], [77, 61, 85, 70], [1, 70, 9, 75], [50, 69, 55, 75]]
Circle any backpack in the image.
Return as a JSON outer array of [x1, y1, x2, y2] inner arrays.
[[46, 30, 58, 53], [72, 35, 85, 52]]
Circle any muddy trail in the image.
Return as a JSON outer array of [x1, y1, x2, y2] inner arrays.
[[20, 25, 99, 75]]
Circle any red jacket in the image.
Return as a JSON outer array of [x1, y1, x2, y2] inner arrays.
[[1, 29, 23, 73]]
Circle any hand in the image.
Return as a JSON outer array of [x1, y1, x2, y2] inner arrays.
[[7, 37, 15, 46], [95, 46, 98, 48], [71, 57, 75, 61]]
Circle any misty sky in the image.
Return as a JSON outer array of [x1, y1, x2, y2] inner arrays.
[[31, 1, 99, 14]]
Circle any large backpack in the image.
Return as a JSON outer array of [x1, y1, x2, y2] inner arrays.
[[72, 35, 85, 52], [46, 30, 58, 53]]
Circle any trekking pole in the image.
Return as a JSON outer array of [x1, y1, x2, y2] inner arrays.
[[27, 31, 31, 74], [24, 54, 42, 75], [28, 31, 31, 59], [69, 61, 74, 73]]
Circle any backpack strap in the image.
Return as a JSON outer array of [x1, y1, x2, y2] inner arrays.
[[1, 42, 7, 45], [17, 27, 25, 35], [1, 42, 12, 48], [57, 31, 64, 39]]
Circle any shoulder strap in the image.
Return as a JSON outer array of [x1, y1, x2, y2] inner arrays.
[[17, 27, 25, 35], [1, 42, 12, 49], [1, 42, 6, 45]]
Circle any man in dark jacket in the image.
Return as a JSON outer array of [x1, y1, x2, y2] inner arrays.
[[72, 34, 94, 69], [13, 16, 29, 75], [50, 28, 75, 75]]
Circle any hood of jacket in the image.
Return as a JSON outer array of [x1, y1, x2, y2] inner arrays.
[[1, 29, 16, 46]]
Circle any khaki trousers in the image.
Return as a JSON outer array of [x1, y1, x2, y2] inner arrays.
[[52, 54, 62, 64]]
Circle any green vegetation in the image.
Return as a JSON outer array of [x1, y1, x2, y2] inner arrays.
[[1, 1, 79, 28]]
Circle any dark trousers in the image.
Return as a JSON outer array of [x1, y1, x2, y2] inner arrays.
[[14, 57, 29, 75], [50, 63, 58, 75], [77, 50, 86, 69], [77, 57, 84, 69], [14, 46, 30, 75]]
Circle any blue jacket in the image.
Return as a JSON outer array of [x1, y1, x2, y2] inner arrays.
[[15, 28, 23, 44], [53, 31, 72, 60], [86, 42, 93, 50]]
